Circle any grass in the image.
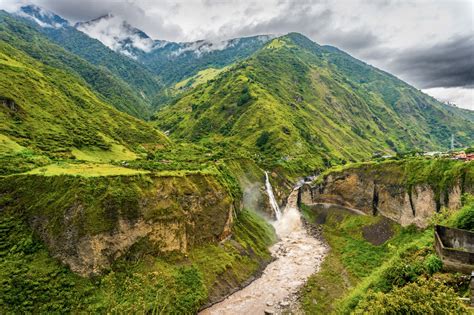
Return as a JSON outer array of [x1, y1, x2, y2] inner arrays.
[[0, 38, 169, 160], [300, 192, 473, 313], [0, 134, 26, 155], [25, 163, 148, 177], [174, 67, 228, 90], [71, 144, 138, 162]]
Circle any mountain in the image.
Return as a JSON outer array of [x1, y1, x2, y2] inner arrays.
[[153, 33, 474, 172], [72, 14, 272, 84], [15, 7, 273, 107], [0, 28, 169, 164], [1, 10, 155, 118], [17, 4, 69, 28], [75, 13, 165, 59], [16, 6, 162, 112], [140, 35, 274, 85]]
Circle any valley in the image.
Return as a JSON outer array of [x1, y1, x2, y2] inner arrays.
[[0, 3, 473, 314]]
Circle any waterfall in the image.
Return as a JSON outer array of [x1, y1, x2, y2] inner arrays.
[[265, 171, 282, 220]]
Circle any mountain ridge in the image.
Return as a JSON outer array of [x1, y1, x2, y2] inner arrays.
[[153, 33, 473, 173]]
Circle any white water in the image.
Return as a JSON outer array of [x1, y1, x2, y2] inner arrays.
[[265, 171, 282, 220], [201, 180, 328, 315]]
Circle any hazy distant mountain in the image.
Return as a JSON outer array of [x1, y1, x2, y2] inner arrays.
[[17, 4, 69, 28], [75, 13, 165, 59]]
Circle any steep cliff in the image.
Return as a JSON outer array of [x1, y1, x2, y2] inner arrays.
[[0, 172, 237, 276], [301, 159, 473, 227]]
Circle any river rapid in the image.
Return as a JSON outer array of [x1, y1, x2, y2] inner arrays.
[[200, 185, 328, 315]]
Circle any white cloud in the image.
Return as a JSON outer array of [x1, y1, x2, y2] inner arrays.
[[76, 14, 155, 55], [423, 87, 474, 111]]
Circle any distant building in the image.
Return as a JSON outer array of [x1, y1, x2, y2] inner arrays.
[[452, 151, 474, 162]]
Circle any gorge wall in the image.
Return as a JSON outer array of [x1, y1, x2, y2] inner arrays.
[[0, 173, 237, 276], [300, 159, 473, 228]]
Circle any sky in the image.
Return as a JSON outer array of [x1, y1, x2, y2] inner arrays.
[[1, 0, 473, 110]]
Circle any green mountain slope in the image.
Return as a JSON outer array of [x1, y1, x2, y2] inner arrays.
[[0, 11, 153, 119], [141, 35, 272, 86], [153, 33, 474, 173], [18, 5, 162, 102], [0, 40, 169, 162]]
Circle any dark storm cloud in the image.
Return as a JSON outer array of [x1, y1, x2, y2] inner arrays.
[[389, 35, 474, 89]]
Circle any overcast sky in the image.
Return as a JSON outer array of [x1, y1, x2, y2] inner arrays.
[[2, 0, 473, 110]]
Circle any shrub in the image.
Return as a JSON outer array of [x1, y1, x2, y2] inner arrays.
[[423, 254, 443, 274], [256, 131, 271, 149], [354, 278, 467, 314]]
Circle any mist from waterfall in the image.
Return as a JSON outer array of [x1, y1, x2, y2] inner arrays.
[[265, 171, 282, 220]]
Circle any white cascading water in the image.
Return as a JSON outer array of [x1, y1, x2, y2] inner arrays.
[[201, 173, 328, 315], [265, 171, 282, 220]]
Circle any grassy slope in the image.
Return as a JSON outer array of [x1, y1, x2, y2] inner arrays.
[[153, 33, 474, 175], [0, 40, 169, 167], [0, 11, 154, 119], [36, 19, 162, 102]]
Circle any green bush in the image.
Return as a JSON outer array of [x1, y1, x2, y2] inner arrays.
[[453, 196, 474, 231], [354, 278, 467, 314], [256, 131, 271, 149]]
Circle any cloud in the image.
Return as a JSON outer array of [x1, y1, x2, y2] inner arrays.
[[4, 0, 185, 40], [76, 14, 155, 55], [423, 87, 473, 111], [388, 35, 474, 89]]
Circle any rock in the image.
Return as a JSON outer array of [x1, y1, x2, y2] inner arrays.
[[266, 301, 274, 307], [302, 167, 467, 228], [264, 309, 275, 315], [280, 301, 290, 307]]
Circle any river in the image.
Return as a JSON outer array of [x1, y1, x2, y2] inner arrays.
[[200, 185, 328, 315]]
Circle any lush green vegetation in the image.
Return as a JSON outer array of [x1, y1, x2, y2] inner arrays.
[[300, 193, 473, 314], [1, 7, 473, 313], [141, 35, 271, 87], [0, 12, 154, 118], [0, 205, 274, 313], [29, 15, 163, 103], [353, 277, 467, 314], [153, 33, 473, 175], [0, 37, 169, 172]]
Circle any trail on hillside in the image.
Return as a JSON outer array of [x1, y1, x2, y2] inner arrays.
[[200, 185, 328, 315]]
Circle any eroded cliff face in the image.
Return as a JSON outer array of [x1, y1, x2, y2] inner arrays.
[[1, 173, 236, 276], [300, 160, 473, 228]]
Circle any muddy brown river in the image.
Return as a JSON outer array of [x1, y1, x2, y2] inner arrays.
[[200, 188, 328, 315]]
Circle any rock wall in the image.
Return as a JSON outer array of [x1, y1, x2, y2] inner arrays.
[[1, 173, 236, 276], [300, 161, 473, 228]]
